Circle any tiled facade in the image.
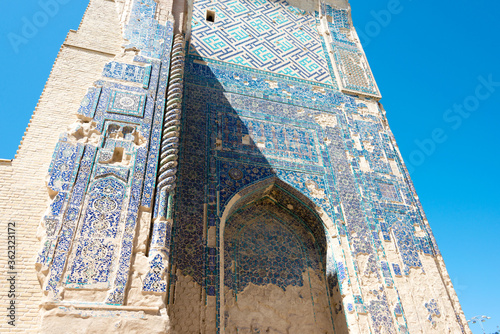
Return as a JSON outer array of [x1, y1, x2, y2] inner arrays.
[[189, 0, 333, 84], [0, 0, 470, 333]]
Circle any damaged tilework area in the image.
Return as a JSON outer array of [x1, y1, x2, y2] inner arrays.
[[77, 87, 101, 119], [37, 0, 175, 305], [189, 0, 333, 84], [425, 299, 441, 327], [102, 61, 152, 87], [320, 2, 380, 96], [107, 90, 147, 117], [225, 205, 321, 291], [33, 0, 467, 333], [124, 0, 170, 59], [169, 0, 465, 329], [174, 44, 448, 330], [367, 288, 396, 333]]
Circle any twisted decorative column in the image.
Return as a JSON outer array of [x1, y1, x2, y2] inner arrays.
[[143, 34, 185, 293]]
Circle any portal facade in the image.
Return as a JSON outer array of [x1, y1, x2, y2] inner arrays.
[[0, 0, 470, 333]]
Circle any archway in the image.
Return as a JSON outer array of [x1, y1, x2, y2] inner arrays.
[[220, 177, 347, 333]]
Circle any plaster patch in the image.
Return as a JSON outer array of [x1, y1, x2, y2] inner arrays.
[[315, 113, 338, 128]]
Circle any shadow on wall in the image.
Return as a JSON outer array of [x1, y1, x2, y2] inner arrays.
[[170, 45, 349, 333]]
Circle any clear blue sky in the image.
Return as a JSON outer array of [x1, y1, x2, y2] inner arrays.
[[0, 1, 498, 333]]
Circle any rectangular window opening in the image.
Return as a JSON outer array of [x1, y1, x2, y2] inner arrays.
[[206, 10, 216, 22]]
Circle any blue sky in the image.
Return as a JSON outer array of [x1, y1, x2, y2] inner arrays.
[[0, 1, 498, 332]]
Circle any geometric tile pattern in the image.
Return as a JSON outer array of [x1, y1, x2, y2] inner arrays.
[[189, 0, 333, 84], [377, 181, 400, 202], [224, 196, 326, 292], [34, 0, 466, 333], [37, 1, 175, 305], [327, 7, 350, 30], [117, 0, 462, 332], [333, 47, 378, 95], [226, 213, 307, 291], [222, 192, 335, 331], [124, 0, 169, 59], [321, 2, 380, 96], [78, 87, 101, 119], [102, 61, 150, 86], [65, 177, 126, 288], [107, 90, 146, 117], [216, 110, 321, 166], [367, 288, 396, 334], [175, 45, 451, 330]]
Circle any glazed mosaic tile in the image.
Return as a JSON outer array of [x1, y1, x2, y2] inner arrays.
[[319, 2, 380, 96], [47, 142, 85, 193], [174, 40, 433, 329], [106, 145, 148, 304], [377, 182, 399, 202], [39, 1, 176, 303], [141, 21, 175, 209], [95, 166, 130, 182], [107, 90, 147, 117], [394, 303, 403, 317], [337, 261, 346, 282], [190, 0, 333, 84], [392, 263, 402, 277], [124, 0, 169, 59], [102, 61, 150, 84], [389, 216, 423, 274], [36, 192, 69, 266], [354, 295, 366, 314], [226, 209, 315, 291], [346, 303, 354, 313], [44, 145, 97, 295], [333, 47, 378, 95], [417, 236, 435, 256], [34, 1, 466, 333], [143, 253, 168, 292], [380, 261, 393, 287], [78, 87, 101, 119], [65, 177, 126, 288]]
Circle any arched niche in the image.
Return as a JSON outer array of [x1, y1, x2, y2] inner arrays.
[[219, 177, 348, 333]]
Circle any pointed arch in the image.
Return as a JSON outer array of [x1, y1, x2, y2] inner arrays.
[[219, 177, 348, 333]]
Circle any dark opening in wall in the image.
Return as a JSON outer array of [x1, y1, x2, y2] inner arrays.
[[206, 10, 215, 22]]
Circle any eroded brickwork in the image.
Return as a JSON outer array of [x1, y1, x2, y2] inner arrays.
[[0, 0, 470, 333]]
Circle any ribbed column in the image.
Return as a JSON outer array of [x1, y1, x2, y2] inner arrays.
[[143, 34, 185, 293]]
